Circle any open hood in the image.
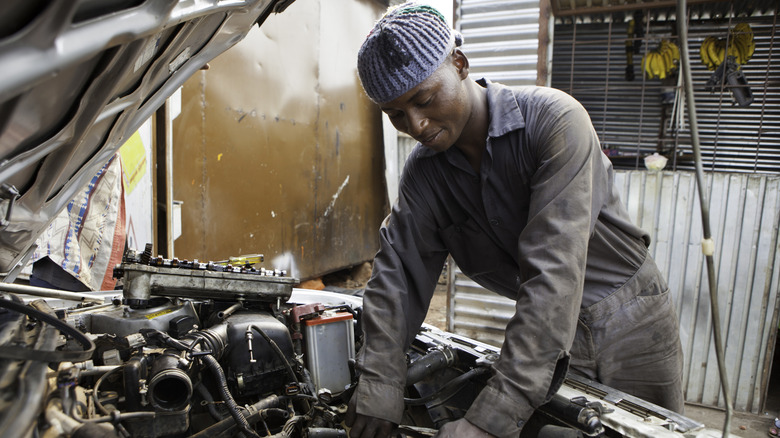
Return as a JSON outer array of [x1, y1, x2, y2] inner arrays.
[[0, 0, 294, 275]]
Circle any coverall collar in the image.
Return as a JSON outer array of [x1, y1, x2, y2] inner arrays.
[[478, 78, 526, 138]]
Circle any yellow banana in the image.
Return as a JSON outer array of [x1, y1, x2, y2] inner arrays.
[[643, 52, 654, 78], [734, 23, 753, 40], [653, 51, 667, 79], [648, 52, 656, 79], [731, 36, 746, 64], [668, 41, 680, 62], [662, 50, 672, 75], [727, 39, 741, 63], [649, 52, 658, 78], [700, 36, 716, 70], [716, 39, 726, 65], [651, 39, 679, 77], [662, 45, 674, 72], [729, 23, 755, 65], [739, 26, 755, 62], [658, 59, 667, 79], [746, 37, 755, 61], [707, 37, 722, 68]]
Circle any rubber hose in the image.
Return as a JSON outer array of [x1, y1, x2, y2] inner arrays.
[[188, 395, 284, 438], [200, 354, 260, 438], [404, 367, 489, 406]]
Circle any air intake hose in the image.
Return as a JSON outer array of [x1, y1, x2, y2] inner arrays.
[[147, 349, 193, 411]]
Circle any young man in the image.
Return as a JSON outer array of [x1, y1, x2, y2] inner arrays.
[[345, 3, 684, 438]]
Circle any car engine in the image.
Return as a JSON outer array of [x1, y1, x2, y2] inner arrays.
[[0, 245, 728, 438]]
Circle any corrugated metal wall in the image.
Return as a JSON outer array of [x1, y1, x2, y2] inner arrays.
[[618, 171, 780, 413], [550, 14, 780, 174], [440, 0, 540, 345], [449, 170, 780, 413], [457, 0, 542, 86]]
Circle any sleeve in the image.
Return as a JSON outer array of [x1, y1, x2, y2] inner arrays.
[[352, 165, 450, 424], [465, 90, 610, 438]]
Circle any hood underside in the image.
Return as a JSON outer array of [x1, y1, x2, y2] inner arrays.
[[0, 0, 293, 274]]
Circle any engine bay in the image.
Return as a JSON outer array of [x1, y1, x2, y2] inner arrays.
[[0, 246, 730, 438]]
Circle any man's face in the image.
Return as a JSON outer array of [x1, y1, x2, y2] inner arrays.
[[379, 55, 470, 153]]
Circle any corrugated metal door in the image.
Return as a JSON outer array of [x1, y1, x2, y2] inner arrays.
[[449, 170, 780, 412], [457, 0, 542, 86]]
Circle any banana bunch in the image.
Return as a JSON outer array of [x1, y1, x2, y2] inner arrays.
[[642, 39, 680, 80], [731, 23, 756, 65], [699, 23, 755, 70]]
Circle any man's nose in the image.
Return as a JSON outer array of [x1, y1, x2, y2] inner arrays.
[[405, 110, 427, 138]]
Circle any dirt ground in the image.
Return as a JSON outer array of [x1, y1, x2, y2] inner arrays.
[[320, 262, 449, 330]]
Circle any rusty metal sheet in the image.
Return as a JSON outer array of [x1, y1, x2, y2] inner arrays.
[[172, 0, 388, 280]]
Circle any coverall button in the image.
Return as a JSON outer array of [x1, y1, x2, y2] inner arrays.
[[489, 218, 500, 226]]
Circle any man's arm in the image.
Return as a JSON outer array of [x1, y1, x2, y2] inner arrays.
[[465, 89, 609, 438], [350, 168, 450, 429]]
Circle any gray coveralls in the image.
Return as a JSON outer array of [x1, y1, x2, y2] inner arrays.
[[352, 80, 684, 438]]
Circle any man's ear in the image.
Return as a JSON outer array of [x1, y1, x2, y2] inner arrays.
[[452, 48, 470, 79]]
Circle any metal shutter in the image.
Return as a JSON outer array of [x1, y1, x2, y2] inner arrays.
[[551, 14, 780, 174]]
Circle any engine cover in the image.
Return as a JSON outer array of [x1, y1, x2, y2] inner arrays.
[[222, 312, 295, 398], [84, 299, 199, 338]]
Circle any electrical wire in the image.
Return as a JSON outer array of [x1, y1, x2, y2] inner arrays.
[[675, 1, 733, 436], [0, 297, 95, 363], [249, 324, 299, 385], [92, 365, 123, 416]]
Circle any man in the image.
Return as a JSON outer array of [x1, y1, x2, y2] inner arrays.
[[345, 3, 684, 438]]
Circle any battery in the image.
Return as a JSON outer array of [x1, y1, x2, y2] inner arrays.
[[303, 311, 355, 393]]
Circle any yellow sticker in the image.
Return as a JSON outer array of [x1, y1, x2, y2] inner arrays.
[[145, 308, 174, 320], [119, 131, 147, 195]]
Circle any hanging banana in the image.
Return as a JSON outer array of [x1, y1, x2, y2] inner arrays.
[[699, 23, 755, 70], [641, 39, 680, 80]]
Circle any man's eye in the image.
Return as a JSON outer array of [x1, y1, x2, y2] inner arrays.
[[418, 97, 433, 107]]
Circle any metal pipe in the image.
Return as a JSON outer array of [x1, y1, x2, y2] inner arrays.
[[0, 283, 104, 303], [676, 1, 733, 436], [67, 302, 116, 314]]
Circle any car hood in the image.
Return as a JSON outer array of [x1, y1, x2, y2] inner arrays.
[[0, 0, 294, 274]]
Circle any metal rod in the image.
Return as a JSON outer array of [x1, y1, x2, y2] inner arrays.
[[753, 10, 777, 172], [0, 283, 104, 303], [676, 1, 733, 436]]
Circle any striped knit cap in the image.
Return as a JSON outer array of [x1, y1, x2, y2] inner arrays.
[[357, 2, 463, 104]]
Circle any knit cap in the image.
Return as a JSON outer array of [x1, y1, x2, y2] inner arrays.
[[357, 2, 463, 104]]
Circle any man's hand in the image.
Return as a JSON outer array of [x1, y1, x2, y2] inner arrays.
[[345, 393, 395, 438], [433, 418, 496, 438]]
